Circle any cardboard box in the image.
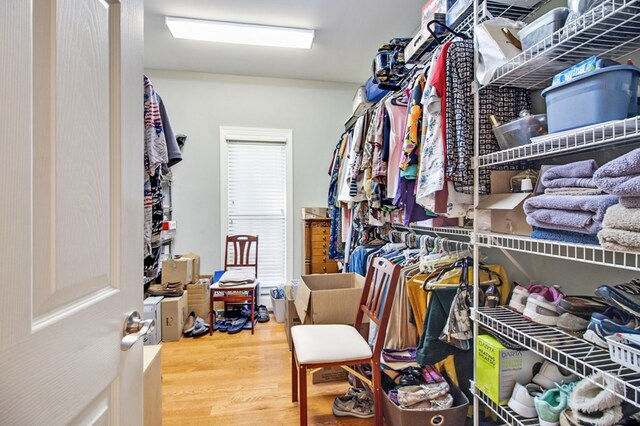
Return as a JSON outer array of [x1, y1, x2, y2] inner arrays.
[[143, 296, 163, 345], [143, 345, 162, 426], [476, 334, 543, 405], [295, 273, 367, 325], [161, 257, 193, 285], [311, 366, 349, 384], [186, 281, 209, 318], [476, 171, 533, 236], [161, 291, 188, 342], [180, 253, 200, 282]]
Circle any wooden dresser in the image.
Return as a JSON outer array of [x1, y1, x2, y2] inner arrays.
[[302, 208, 339, 275]]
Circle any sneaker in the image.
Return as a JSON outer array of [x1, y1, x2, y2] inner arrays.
[[508, 382, 544, 418], [510, 283, 547, 314], [569, 373, 622, 414], [524, 286, 565, 326], [557, 313, 590, 337], [532, 361, 579, 389], [332, 389, 374, 419], [583, 308, 639, 348], [535, 383, 577, 426], [557, 296, 609, 320], [183, 311, 196, 335], [596, 284, 640, 318]]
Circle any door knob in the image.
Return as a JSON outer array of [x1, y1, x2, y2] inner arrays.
[[121, 311, 154, 351]]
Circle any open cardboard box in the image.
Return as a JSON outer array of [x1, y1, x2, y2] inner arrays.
[[476, 170, 533, 236]]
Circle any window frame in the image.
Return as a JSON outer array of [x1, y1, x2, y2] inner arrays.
[[219, 126, 294, 286]]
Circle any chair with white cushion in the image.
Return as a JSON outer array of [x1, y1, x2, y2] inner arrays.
[[291, 257, 401, 426]]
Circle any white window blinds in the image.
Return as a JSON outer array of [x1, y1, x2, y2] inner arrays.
[[226, 140, 287, 287]]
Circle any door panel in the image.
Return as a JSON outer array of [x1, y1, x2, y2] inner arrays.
[[0, 0, 143, 424]]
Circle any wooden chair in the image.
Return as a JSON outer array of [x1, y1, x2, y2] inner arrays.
[[209, 235, 259, 335], [291, 257, 401, 426]]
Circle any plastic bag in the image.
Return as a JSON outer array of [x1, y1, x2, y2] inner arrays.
[[476, 18, 525, 85], [564, 0, 610, 35]]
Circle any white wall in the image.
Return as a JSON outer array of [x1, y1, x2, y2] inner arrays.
[[145, 69, 357, 280]]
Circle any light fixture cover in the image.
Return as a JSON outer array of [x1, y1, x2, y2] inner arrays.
[[165, 17, 314, 49]]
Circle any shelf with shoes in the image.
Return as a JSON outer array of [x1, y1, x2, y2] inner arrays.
[[477, 115, 640, 167], [474, 306, 640, 408], [485, 0, 640, 89], [472, 383, 540, 426], [475, 232, 640, 272]]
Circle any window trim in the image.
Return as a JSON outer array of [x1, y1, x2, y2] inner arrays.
[[219, 126, 294, 285]]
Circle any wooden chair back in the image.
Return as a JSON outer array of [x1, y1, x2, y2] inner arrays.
[[354, 257, 401, 360], [224, 235, 259, 276]]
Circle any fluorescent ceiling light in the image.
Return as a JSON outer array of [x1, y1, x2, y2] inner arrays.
[[165, 17, 314, 49]]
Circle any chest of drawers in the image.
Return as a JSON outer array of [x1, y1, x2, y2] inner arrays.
[[302, 217, 338, 275]]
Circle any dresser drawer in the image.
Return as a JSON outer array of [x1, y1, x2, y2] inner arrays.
[[310, 261, 339, 274], [311, 241, 328, 250], [311, 254, 330, 263], [311, 233, 330, 242], [311, 247, 328, 257], [311, 226, 330, 236]]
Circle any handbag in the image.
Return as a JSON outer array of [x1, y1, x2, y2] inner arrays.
[[439, 258, 475, 350]]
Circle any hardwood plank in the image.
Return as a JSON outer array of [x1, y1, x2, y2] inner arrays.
[[161, 317, 376, 425]]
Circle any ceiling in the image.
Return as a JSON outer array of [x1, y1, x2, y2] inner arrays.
[[144, 0, 425, 84]]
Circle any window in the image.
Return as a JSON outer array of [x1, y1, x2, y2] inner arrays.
[[220, 127, 293, 289]]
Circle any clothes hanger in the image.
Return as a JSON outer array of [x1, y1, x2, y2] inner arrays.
[[425, 19, 470, 45]]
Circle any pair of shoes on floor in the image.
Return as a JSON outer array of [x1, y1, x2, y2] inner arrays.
[[332, 387, 374, 419], [216, 316, 249, 334], [183, 312, 209, 337], [256, 305, 270, 323], [148, 281, 184, 297], [560, 373, 624, 426]]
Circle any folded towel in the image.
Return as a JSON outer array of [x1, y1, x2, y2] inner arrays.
[[621, 196, 640, 209], [541, 159, 598, 189], [531, 227, 600, 245], [524, 194, 619, 234], [593, 148, 640, 197], [603, 204, 640, 232], [598, 228, 640, 252], [545, 187, 604, 196], [219, 269, 256, 284]]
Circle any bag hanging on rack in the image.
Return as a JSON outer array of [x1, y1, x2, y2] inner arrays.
[[439, 258, 477, 350]]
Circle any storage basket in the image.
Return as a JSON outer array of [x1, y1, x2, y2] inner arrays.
[[606, 333, 640, 372]]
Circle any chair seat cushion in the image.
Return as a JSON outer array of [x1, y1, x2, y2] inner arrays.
[[291, 324, 372, 364]]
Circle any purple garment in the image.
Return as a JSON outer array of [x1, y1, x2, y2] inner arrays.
[[393, 176, 432, 226]]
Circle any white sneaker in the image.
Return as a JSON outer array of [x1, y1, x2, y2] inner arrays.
[[532, 361, 579, 389], [509, 283, 547, 314], [508, 382, 544, 418], [523, 286, 564, 326]]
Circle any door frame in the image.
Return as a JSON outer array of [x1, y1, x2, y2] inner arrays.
[[219, 126, 294, 285]]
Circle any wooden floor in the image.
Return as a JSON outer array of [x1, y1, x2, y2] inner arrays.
[[161, 316, 376, 426]]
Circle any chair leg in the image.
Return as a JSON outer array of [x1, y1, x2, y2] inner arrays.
[[209, 292, 214, 336], [250, 291, 255, 335], [372, 360, 383, 426], [291, 345, 298, 403], [299, 364, 308, 426]]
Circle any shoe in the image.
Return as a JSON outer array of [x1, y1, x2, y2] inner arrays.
[[569, 373, 622, 414], [190, 317, 210, 337], [557, 313, 590, 337], [332, 389, 374, 418], [573, 406, 623, 426], [532, 361, 579, 389], [227, 316, 249, 334], [557, 296, 609, 320], [257, 305, 270, 323], [213, 319, 226, 331], [535, 383, 577, 426], [583, 308, 639, 348], [508, 382, 544, 418], [147, 282, 184, 297], [218, 317, 235, 332], [524, 286, 565, 326], [183, 311, 196, 335], [509, 283, 547, 314], [559, 409, 581, 426], [596, 285, 640, 318]]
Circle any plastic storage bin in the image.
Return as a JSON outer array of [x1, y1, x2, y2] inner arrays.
[[519, 7, 569, 51], [270, 293, 286, 323], [493, 114, 547, 150], [542, 65, 640, 133]]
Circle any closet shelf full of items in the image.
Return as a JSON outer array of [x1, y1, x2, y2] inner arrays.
[[486, 0, 640, 89], [472, 385, 541, 426]]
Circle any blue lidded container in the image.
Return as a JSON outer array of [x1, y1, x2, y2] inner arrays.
[[541, 65, 640, 133]]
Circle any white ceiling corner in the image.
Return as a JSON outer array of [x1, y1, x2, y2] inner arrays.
[[144, 0, 425, 84]]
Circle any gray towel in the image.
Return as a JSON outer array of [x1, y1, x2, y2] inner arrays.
[[593, 148, 640, 197], [621, 196, 640, 209], [602, 204, 640, 232], [545, 187, 604, 196], [524, 194, 619, 235], [598, 228, 640, 252], [541, 159, 598, 188]]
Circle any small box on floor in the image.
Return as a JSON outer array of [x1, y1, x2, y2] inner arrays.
[[143, 296, 163, 345], [311, 366, 348, 384], [185, 281, 209, 318], [161, 290, 188, 342], [475, 334, 543, 405], [162, 257, 193, 285]]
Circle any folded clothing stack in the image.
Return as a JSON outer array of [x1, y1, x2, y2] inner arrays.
[[525, 159, 619, 242], [218, 269, 256, 286], [593, 149, 640, 252]]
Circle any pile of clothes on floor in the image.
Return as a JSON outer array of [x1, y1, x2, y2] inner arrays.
[[524, 148, 640, 251]]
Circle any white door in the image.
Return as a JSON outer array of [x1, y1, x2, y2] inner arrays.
[[0, 0, 144, 424]]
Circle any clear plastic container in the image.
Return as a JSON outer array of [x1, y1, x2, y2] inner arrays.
[[519, 7, 570, 51], [492, 113, 548, 150]]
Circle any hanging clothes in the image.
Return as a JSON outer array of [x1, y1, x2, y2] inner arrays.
[[384, 97, 407, 200], [399, 74, 425, 180], [328, 139, 344, 260]]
